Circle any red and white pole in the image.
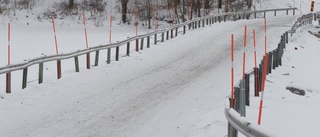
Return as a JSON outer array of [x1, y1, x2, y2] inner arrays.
[[253, 29, 258, 96], [190, 0, 193, 20], [51, 17, 61, 79], [6, 23, 11, 93], [154, 4, 158, 31], [242, 25, 247, 79], [82, 11, 90, 69], [202, 0, 205, 17], [135, 7, 139, 52], [258, 17, 268, 125], [213, 0, 216, 15], [231, 34, 235, 108], [7, 22, 10, 65]]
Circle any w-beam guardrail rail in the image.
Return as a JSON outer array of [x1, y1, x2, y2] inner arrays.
[[225, 13, 313, 137], [0, 8, 297, 93]]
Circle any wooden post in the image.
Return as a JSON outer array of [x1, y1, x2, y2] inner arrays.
[[171, 29, 173, 38], [136, 39, 139, 52], [154, 34, 157, 45], [95, 50, 99, 66], [39, 63, 43, 84], [166, 31, 169, 40], [74, 56, 79, 72], [183, 25, 186, 34], [22, 68, 28, 89]]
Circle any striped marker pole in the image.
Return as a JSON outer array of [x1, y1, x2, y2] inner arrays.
[[190, 0, 193, 20], [154, 4, 157, 31], [231, 34, 235, 108], [253, 29, 258, 97], [82, 11, 90, 69], [6, 23, 11, 93], [242, 25, 247, 79], [213, 0, 216, 15], [135, 7, 139, 52], [202, 0, 205, 17], [172, 2, 175, 25], [52, 17, 61, 79], [258, 17, 268, 125]]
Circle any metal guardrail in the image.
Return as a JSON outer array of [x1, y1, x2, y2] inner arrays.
[[225, 13, 313, 137], [1, 8, 297, 93]]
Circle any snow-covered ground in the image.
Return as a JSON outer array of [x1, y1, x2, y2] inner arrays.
[[245, 25, 320, 137], [0, 0, 318, 137]]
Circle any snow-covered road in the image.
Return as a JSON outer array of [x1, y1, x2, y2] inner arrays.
[[0, 15, 296, 137]]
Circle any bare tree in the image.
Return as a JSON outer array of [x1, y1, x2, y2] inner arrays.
[[69, 0, 74, 8], [121, 0, 129, 23]]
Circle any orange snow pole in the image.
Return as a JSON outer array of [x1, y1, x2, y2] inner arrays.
[[82, 11, 90, 69], [253, 29, 258, 97], [52, 17, 61, 79], [242, 25, 247, 79], [213, 0, 216, 15], [311, 0, 315, 12], [190, 1, 193, 20], [6, 23, 11, 93], [258, 17, 268, 125], [231, 34, 235, 108]]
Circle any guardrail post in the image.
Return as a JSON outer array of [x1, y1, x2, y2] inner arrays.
[[254, 67, 259, 97], [127, 42, 130, 56], [219, 16, 221, 23], [140, 38, 144, 50], [259, 61, 263, 92], [107, 48, 111, 64], [245, 73, 250, 106], [22, 68, 28, 89], [86, 53, 90, 69], [254, 12, 257, 19], [147, 36, 150, 48], [6, 72, 11, 93], [95, 50, 99, 66], [188, 23, 191, 30], [286, 10, 288, 15], [161, 33, 164, 42], [315, 13, 317, 21], [195, 21, 197, 29], [136, 39, 139, 52], [285, 31, 288, 44], [39, 63, 43, 84], [116, 46, 119, 61], [234, 87, 240, 112], [183, 25, 186, 34], [272, 50, 276, 70], [264, 12, 266, 18], [198, 20, 201, 28], [57, 60, 61, 79], [154, 34, 158, 45], [240, 80, 246, 117], [175, 27, 178, 36], [274, 10, 276, 16], [202, 19, 205, 27], [171, 29, 173, 38], [293, 9, 295, 15], [74, 56, 79, 72], [206, 18, 208, 25], [268, 52, 272, 74]]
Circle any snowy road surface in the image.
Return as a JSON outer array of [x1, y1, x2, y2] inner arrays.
[[0, 16, 296, 137]]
